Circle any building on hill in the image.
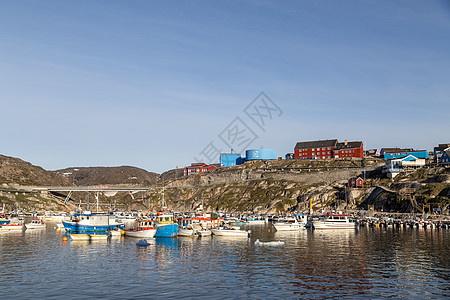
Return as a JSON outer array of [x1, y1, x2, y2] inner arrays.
[[332, 141, 364, 159], [380, 148, 429, 160], [439, 151, 450, 164], [245, 149, 277, 161], [184, 163, 217, 176], [220, 153, 243, 167], [294, 139, 338, 159], [383, 154, 426, 178], [348, 177, 364, 188], [434, 143, 450, 162], [365, 149, 379, 157]]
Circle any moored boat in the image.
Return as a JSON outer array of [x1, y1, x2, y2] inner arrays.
[[211, 227, 250, 237], [63, 211, 123, 233], [311, 214, 355, 229], [177, 225, 196, 237], [124, 218, 156, 238], [155, 211, 179, 237], [273, 216, 304, 231], [25, 219, 45, 229]]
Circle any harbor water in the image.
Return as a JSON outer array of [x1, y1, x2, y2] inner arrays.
[[0, 224, 449, 299]]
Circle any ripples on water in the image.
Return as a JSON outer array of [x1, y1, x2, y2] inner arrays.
[[0, 224, 449, 299]]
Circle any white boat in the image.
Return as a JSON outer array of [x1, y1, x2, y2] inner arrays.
[[197, 229, 212, 237], [246, 216, 265, 225], [124, 219, 156, 238], [178, 226, 196, 237], [25, 219, 46, 229], [211, 227, 250, 237], [272, 216, 304, 231], [312, 214, 355, 229]]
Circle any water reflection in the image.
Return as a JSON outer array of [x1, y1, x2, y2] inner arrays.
[[0, 224, 449, 299]]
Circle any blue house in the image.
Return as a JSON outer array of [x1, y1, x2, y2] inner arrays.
[[440, 151, 450, 164], [220, 153, 243, 167], [381, 148, 429, 160]]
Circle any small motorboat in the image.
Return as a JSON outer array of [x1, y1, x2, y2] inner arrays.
[[254, 239, 285, 247], [177, 225, 196, 237], [211, 227, 250, 237], [197, 229, 212, 237], [25, 219, 46, 229]]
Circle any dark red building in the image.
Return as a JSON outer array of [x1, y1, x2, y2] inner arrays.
[[294, 139, 338, 159], [332, 141, 364, 158], [184, 163, 217, 177]]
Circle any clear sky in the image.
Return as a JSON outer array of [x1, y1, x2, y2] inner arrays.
[[1, 0, 449, 173]]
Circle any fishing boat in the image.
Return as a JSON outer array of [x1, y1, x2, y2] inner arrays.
[[124, 218, 156, 238], [211, 227, 250, 237], [311, 214, 355, 229], [154, 187, 178, 237], [62, 211, 123, 233], [155, 211, 179, 237], [0, 218, 24, 230], [272, 216, 304, 231], [25, 219, 46, 229]]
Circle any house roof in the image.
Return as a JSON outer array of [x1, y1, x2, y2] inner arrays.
[[294, 139, 338, 150], [381, 148, 414, 153], [334, 141, 363, 150], [434, 144, 450, 152]]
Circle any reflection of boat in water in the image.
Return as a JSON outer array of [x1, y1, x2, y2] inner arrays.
[[124, 219, 156, 238], [63, 211, 122, 233], [211, 227, 250, 237], [311, 214, 355, 229]]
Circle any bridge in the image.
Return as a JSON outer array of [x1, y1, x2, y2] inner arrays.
[[28, 186, 160, 205]]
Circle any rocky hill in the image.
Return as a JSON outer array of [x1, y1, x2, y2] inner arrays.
[[53, 166, 159, 186], [0, 154, 70, 186]]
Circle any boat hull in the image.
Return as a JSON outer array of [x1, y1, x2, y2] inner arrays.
[[197, 230, 212, 237], [1, 224, 24, 230], [124, 228, 156, 238], [313, 222, 355, 229], [70, 233, 109, 241], [63, 221, 120, 233], [273, 223, 304, 231], [211, 228, 250, 237], [178, 228, 196, 237], [155, 223, 179, 237]]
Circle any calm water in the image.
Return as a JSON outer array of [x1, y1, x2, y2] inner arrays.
[[0, 224, 449, 299]]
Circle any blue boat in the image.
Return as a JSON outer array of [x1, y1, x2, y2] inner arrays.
[[63, 211, 123, 233], [154, 211, 178, 237]]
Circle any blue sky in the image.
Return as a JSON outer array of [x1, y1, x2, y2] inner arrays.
[[1, 0, 449, 173]]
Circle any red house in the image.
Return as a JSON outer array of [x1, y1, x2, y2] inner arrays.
[[294, 139, 338, 159], [184, 163, 216, 177], [332, 141, 364, 158], [348, 177, 364, 188]]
